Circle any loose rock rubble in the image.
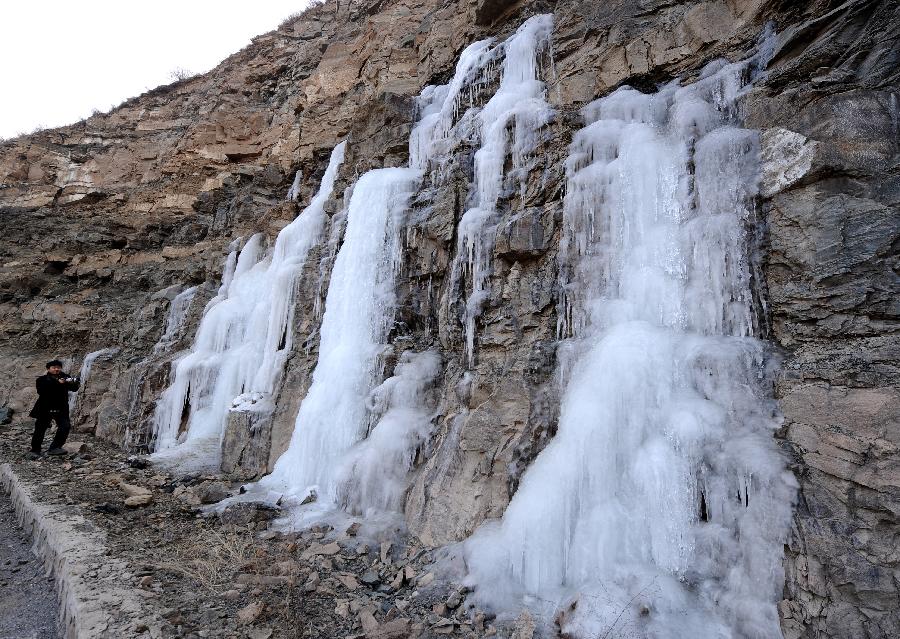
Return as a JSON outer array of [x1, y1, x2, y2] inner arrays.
[[1, 1, 898, 636], [0, 420, 526, 638]]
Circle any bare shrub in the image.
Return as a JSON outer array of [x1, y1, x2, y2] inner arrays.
[[168, 67, 195, 83], [278, 11, 304, 29]]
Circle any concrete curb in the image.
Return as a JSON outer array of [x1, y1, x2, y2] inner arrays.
[[0, 463, 150, 638]]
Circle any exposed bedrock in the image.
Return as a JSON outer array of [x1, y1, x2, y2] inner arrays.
[[1, 1, 897, 637]]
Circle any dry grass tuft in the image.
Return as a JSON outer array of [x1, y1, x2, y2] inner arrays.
[[151, 525, 257, 593]]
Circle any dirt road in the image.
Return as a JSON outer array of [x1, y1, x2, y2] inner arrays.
[[0, 490, 59, 639]]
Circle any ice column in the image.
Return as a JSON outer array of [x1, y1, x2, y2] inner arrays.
[[465, 60, 795, 639], [150, 143, 346, 453], [453, 14, 554, 366], [259, 166, 421, 501]]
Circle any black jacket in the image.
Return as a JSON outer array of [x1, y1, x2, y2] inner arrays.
[[29, 373, 80, 419]]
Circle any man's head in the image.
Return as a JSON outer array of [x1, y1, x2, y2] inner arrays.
[[45, 360, 63, 375]]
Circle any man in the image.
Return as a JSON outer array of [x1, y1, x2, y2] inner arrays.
[[28, 360, 80, 459]]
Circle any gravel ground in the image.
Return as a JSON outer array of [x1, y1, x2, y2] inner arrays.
[[0, 490, 60, 639], [0, 422, 514, 638]]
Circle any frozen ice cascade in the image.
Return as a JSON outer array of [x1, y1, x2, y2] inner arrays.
[[464, 55, 796, 637], [411, 14, 555, 366], [69, 347, 118, 415], [252, 20, 542, 506], [149, 142, 346, 459], [334, 350, 441, 516], [458, 15, 553, 366], [257, 167, 421, 502], [409, 37, 495, 171], [136, 13, 793, 635], [153, 286, 198, 355]]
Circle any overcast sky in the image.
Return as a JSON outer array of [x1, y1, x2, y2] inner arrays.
[[0, 1, 313, 139]]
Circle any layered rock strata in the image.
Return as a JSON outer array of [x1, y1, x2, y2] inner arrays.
[[1, 1, 897, 637]]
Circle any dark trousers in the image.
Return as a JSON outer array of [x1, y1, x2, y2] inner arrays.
[[31, 413, 71, 453]]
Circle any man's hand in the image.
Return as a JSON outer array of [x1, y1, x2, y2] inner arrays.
[[58, 378, 67, 384]]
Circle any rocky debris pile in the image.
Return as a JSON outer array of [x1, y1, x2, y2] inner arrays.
[[0, 419, 534, 638], [195, 521, 496, 639]]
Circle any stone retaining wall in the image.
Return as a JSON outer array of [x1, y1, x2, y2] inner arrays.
[[0, 463, 151, 639]]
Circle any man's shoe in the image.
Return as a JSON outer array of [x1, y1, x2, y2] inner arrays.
[[46, 448, 67, 456], [27, 451, 41, 460]]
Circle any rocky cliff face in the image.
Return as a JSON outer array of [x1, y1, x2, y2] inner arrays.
[[746, 4, 900, 636], [1, 1, 897, 637]]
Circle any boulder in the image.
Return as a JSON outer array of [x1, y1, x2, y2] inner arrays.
[[118, 482, 151, 498], [196, 481, 231, 504], [124, 494, 153, 508], [62, 441, 87, 454], [219, 502, 279, 526], [237, 601, 264, 624], [367, 618, 412, 639]]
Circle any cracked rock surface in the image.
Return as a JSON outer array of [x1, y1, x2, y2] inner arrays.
[[0, 1, 897, 637]]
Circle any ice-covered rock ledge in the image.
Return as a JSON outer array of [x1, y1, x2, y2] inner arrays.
[[0, 463, 152, 639]]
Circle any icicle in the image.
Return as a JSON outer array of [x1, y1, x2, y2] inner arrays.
[[448, 14, 555, 367], [217, 244, 239, 298], [286, 168, 303, 201], [464, 51, 794, 639]]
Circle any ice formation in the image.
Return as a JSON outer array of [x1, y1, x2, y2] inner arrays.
[[258, 166, 421, 501], [464, 58, 795, 638], [150, 142, 346, 454], [134, 14, 794, 636], [452, 14, 554, 366], [286, 168, 304, 201], [410, 15, 554, 365], [409, 37, 496, 171], [69, 347, 118, 415], [153, 286, 198, 355], [334, 350, 441, 515], [256, 34, 523, 506]]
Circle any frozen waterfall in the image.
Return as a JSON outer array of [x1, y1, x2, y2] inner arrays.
[[464, 57, 795, 638], [258, 167, 421, 502], [452, 14, 554, 366], [69, 347, 118, 415], [410, 14, 555, 366], [149, 142, 346, 457], [136, 16, 793, 637], [334, 350, 441, 516]]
